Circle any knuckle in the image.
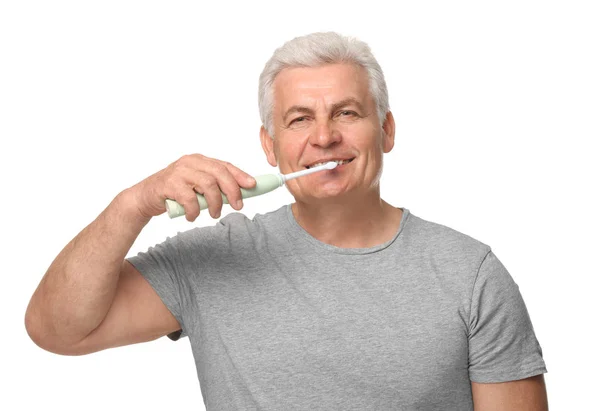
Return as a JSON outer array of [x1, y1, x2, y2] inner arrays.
[[203, 176, 218, 188], [222, 161, 235, 172], [179, 188, 197, 204], [192, 153, 207, 164], [171, 162, 185, 174], [214, 162, 228, 172]]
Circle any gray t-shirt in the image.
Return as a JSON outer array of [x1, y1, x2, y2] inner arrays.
[[127, 205, 547, 410]]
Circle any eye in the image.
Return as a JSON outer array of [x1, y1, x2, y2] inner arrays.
[[338, 110, 358, 117], [290, 116, 307, 125]]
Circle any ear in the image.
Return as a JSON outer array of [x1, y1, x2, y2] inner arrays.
[[260, 126, 278, 167], [382, 111, 396, 153]]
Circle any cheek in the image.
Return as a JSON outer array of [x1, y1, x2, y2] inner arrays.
[[286, 140, 305, 157], [340, 122, 380, 146], [276, 137, 305, 166]]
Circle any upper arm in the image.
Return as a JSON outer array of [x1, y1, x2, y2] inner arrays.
[[67, 260, 181, 355], [471, 374, 549, 411]]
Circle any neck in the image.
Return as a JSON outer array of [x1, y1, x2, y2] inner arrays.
[[291, 187, 403, 249]]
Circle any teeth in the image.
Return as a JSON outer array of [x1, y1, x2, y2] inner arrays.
[[308, 159, 352, 169]]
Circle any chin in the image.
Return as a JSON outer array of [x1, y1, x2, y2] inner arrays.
[[311, 186, 354, 201]]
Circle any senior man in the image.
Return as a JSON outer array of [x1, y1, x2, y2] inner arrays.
[[26, 32, 548, 410]]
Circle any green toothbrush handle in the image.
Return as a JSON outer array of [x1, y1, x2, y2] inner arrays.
[[165, 174, 283, 219]]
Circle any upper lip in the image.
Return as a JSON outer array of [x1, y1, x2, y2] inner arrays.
[[304, 157, 355, 168]]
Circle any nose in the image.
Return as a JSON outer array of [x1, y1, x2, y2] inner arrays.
[[309, 118, 341, 148]]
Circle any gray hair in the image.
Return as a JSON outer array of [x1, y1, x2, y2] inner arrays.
[[258, 32, 390, 138]]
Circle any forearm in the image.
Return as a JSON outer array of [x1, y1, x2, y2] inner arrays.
[[25, 189, 151, 348]]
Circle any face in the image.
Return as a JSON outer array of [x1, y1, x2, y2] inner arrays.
[[260, 63, 395, 204]]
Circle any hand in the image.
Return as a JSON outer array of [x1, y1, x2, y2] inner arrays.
[[126, 154, 256, 222]]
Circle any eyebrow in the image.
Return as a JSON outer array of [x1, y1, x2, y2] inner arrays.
[[282, 97, 366, 122]]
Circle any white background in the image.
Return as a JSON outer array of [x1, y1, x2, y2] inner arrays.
[[1, 1, 598, 409]]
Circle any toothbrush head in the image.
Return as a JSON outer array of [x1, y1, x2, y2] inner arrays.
[[280, 160, 339, 182], [324, 161, 338, 170]]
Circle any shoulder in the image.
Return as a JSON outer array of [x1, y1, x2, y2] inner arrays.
[[217, 205, 286, 234], [406, 212, 490, 253], [404, 211, 492, 274], [202, 205, 287, 253]]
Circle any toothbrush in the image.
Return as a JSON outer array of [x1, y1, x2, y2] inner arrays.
[[165, 161, 338, 218]]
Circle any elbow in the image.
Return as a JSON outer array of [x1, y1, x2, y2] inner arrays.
[[24, 302, 88, 356], [24, 300, 47, 349]]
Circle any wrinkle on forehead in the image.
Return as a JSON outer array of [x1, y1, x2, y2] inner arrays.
[[273, 64, 372, 116], [296, 84, 334, 89]]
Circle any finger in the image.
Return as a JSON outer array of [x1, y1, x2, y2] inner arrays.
[[184, 156, 252, 211], [192, 171, 224, 219], [200, 161, 248, 211], [170, 182, 202, 222], [176, 167, 224, 219], [222, 161, 256, 189]]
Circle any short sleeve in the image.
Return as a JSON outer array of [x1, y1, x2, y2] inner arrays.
[[126, 230, 200, 341], [468, 250, 548, 383]]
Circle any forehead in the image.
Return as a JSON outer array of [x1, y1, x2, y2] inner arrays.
[[272, 63, 372, 110]]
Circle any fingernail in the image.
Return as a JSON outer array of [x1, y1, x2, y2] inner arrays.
[[236, 200, 243, 209]]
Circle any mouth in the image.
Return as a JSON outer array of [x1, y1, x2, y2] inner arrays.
[[305, 158, 355, 169]]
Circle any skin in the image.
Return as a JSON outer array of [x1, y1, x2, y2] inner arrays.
[[260, 63, 403, 248], [471, 374, 549, 410]]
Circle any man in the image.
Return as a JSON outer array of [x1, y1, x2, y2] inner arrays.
[[25, 32, 548, 410]]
